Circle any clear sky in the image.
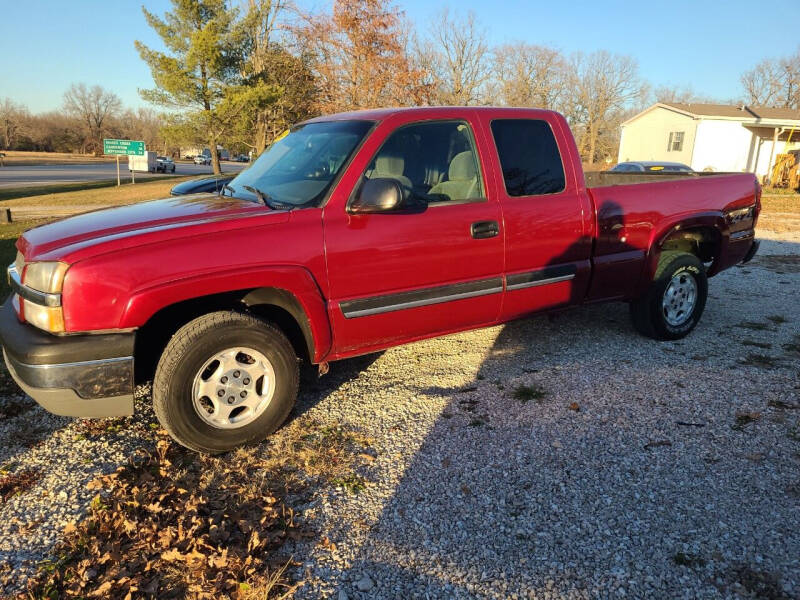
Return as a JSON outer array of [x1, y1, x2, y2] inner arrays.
[[1, 0, 796, 113]]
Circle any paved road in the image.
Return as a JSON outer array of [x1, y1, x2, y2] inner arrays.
[[0, 161, 248, 189]]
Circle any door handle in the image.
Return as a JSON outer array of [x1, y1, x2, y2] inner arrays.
[[471, 220, 499, 239]]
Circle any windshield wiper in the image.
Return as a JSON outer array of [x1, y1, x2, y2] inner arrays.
[[242, 185, 294, 211]]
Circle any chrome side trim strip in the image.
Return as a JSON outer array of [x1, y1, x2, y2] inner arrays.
[[17, 355, 134, 370], [7, 266, 62, 307], [506, 273, 575, 291], [340, 277, 503, 319], [345, 287, 503, 318], [505, 264, 578, 292]]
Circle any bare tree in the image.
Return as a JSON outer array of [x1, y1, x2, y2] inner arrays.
[[118, 107, 166, 153], [741, 49, 800, 108], [240, 0, 317, 153], [492, 43, 567, 109], [300, 0, 427, 114], [414, 9, 491, 106], [0, 98, 28, 150], [565, 51, 646, 163], [63, 83, 122, 153], [653, 85, 700, 104]]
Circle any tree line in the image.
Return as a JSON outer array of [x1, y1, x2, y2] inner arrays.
[[0, 85, 166, 156], [1, 0, 798, 173]]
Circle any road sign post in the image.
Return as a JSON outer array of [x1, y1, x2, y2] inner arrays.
[[103, 139, 145, 186]]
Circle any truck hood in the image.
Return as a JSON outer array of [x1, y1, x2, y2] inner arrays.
[[18, 194, 279, 261]]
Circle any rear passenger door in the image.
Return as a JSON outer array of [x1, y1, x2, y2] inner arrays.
[[479, 115, 593, 320]]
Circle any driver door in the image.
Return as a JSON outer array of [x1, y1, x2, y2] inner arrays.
[[323, 113, 504, 358]]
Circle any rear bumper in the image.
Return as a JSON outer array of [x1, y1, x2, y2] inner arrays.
[[0, 299, 134, 417]]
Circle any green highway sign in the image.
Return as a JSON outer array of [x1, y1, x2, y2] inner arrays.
[[103, 139, 145, 156]]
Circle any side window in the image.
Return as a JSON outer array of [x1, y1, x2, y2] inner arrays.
[[366, 121, 484, 203], [491, 119, 566, 196]]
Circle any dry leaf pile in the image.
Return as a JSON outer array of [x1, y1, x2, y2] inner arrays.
[[18, 421, 374, 600]]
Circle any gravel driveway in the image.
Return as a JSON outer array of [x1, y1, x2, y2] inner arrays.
[[1, 228, 799, 598]]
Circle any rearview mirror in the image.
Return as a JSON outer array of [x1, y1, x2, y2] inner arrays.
[[349, 178, 403, 214]]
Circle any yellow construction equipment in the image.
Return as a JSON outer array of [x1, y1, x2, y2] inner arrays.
[[771, 151, 800, 189]]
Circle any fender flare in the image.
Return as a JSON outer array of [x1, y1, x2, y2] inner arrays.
[[636, 212, 728, 296], [120, 265, 332, 362]]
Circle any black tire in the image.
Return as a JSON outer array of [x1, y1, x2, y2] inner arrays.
[[153, 311, 299, 454], [629, 251, 708, 340]]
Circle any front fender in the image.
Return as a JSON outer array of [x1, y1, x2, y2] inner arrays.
[[119, 265, 332, 362]]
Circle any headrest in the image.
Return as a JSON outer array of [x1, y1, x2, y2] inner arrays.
[[449, 151, 477, 180], [375, 154, 405, 176]]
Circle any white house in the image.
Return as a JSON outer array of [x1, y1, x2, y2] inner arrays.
[[619, 103, 800, 179]]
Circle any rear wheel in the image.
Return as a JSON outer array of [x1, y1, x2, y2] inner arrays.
[[629, 251, 708, 340], [153, 311, 299, 453]]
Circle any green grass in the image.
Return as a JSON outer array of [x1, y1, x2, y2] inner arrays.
[[0, 176, 198, 207], [740, 353, 779, 369], [766, 314, 788, 324], [0, 221, 37, 297], [672, 551, 707, 568], [735, 321, 772, 331], [512, 384, 547, 403], [0, 179, 161, 202], [741, 340, 772, 349]]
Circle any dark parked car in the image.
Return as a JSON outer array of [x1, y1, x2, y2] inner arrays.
[[611, 161, 694, 173], [170, 176, 235, 196]]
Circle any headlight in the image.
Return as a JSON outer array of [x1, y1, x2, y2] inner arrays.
[[23, 261, 69, 294], [12, 260, 70, 334]]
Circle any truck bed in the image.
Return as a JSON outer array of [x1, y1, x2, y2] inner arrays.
[[583, 171, 759, 301], [584, 170, 744, 188]]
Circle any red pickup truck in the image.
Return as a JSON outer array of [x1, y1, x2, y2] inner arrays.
[[0, 107, 760, 453]]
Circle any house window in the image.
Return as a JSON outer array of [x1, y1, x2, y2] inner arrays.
[[667, 131, 684, 152]]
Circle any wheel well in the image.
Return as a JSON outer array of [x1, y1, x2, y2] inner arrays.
[[133, 288, 313, 385], [659, 226, 720, 264]]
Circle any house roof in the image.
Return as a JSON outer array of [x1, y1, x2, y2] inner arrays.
[[662, 102, 800, 121], [623, 102, 800, 126], [662, 102, 754, 118]]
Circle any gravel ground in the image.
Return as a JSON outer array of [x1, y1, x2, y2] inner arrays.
[[1, 228, 798, 598], [288, 229, 800, 600]]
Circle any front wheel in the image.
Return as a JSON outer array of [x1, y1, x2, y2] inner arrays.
[[629, 251, 708, 340], [153, 311, 299, 453]]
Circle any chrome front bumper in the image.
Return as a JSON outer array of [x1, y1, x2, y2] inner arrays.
[[3, 350, 134, 417], [0, 299, 135, 418]]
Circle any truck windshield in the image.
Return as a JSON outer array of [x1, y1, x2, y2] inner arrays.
[[229, 120, 373, 207]]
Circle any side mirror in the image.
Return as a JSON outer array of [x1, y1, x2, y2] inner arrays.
[[349, 178, 403, 214]]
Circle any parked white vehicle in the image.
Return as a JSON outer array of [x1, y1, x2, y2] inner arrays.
[[156, 156, 176, 173], [193, 155, 211, 165], [128, 151, 157, 173]]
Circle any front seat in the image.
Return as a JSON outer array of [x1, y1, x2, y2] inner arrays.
[[429, 151, 479, 201], [370, 152, 413, 191]]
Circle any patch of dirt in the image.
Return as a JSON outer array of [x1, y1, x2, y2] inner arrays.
[[715, 564, 794, 600]]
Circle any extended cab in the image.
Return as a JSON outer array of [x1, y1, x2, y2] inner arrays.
[[0, 107, 760, 453]]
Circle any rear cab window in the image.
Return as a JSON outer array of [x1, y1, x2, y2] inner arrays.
[[490, 119, 566, 196]]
